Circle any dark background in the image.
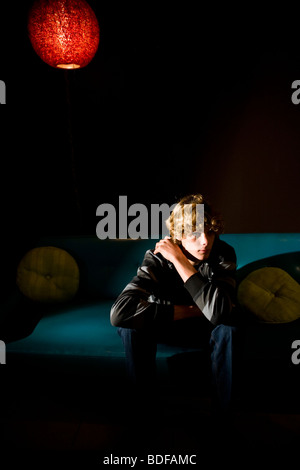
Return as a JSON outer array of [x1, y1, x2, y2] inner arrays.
[[1, 2, 300, 282]]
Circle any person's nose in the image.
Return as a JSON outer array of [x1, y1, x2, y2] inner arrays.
[[199, 232, 208, 246]]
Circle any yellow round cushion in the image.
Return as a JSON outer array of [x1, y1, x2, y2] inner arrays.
[[237, 267, 300, 323], [16, 246, 80, 303]]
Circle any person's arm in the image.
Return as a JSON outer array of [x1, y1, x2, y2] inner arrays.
[[154, 237, 197, 282], [183, 269, 236, 325], [152, 239, 204, 321], [154, 237, 237, 326], [110, 250, 174, 330]]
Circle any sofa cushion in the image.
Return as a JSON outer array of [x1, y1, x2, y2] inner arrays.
[[16, 246, 79, 303], [237, 267, 300, 323]]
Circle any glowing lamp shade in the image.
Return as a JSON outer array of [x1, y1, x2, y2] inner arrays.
[[28, 0, 100, 69]]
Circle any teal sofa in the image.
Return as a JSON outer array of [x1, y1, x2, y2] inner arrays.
[[2, 233, 300, 410]]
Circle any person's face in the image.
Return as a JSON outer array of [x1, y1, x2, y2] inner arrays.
[[181, 230, 215, 262]]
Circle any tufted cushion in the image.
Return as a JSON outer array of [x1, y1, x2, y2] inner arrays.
[[237, 267, 300, 323], [16, 246, 79, 303]]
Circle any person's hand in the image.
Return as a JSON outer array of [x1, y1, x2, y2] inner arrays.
[[154, 237, 184, 264], [154, 237, 198, 282], [173, 304, 203, 321]]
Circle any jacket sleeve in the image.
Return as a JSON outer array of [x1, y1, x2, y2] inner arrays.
[[183, 244, 237, 326], [110, 250, 174, 330]]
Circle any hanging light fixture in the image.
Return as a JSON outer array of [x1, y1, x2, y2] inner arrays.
[[28, 0, 100, 69]]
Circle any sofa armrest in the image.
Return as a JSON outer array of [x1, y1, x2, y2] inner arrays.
[[0, 288, 43, 343], [0, 288, 24, 324]]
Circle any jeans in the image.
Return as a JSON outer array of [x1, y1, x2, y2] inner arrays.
[[118, 322, 240, 412]]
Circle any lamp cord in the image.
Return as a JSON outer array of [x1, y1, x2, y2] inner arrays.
[[64, 70, 83, 231]]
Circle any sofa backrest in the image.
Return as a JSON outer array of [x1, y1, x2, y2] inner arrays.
[[34, 233, 300, 300], [36, 237, 155, 300], [221, 233, 300, 269]]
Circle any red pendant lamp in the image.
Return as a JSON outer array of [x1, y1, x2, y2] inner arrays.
[[28, 0, 100, 69]]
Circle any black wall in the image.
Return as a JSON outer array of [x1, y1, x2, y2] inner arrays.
[[1, 2, 300, 282]]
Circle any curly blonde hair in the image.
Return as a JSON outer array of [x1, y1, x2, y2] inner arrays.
[[166, 194, 224, 242]]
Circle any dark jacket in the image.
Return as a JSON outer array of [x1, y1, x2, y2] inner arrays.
[[110, 237, 237, 330]]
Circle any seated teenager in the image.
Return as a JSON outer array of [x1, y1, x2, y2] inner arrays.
[[110, 193, 240, 412]]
